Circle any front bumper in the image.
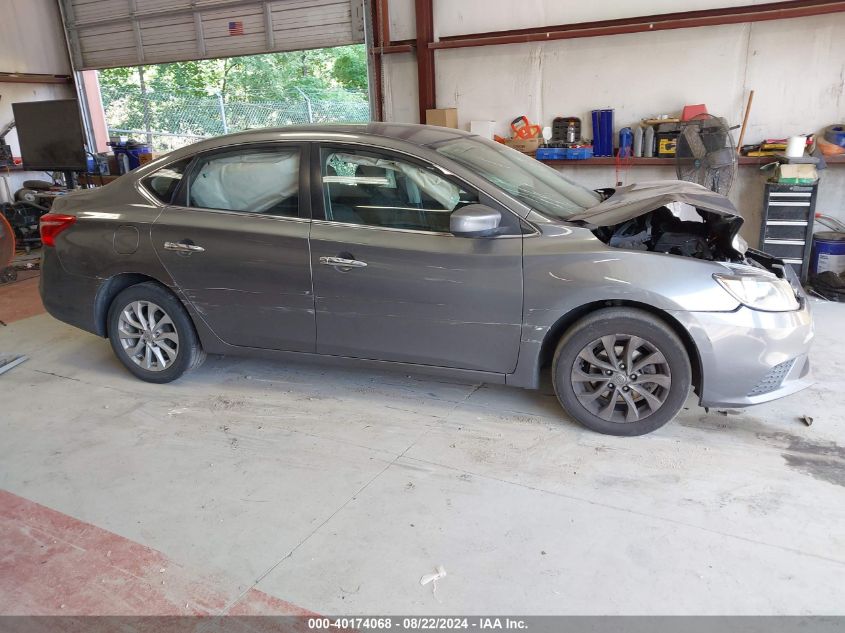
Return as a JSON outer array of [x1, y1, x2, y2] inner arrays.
[[668, 301, 814, 408]]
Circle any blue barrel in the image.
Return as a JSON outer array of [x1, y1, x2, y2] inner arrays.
[[810, 231, 845, 276]]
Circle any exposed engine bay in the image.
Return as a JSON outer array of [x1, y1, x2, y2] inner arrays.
[[574, 182, 793, 282], [592, 204, 745, 262]]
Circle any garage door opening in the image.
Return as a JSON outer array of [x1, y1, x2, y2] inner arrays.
[[93, 44, 369, 152]]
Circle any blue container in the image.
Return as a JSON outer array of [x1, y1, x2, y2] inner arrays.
[[564, 146, 593, 159], [108, 140, 152, 174], [591, 110, 601, 156], [535, 146, 594, 161], [600, 109, 614, 156], [810, 231, 845, 276], [591, 109, 614, 156], [535, 147, 564, 160], [619, 127, 633, 158]]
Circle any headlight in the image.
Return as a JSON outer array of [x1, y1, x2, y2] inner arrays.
[[713, 273, 800, 312]]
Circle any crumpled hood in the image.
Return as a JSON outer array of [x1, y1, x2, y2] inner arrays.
[[568, 180, 742, 226]]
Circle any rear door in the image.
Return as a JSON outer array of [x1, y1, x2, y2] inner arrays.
[[150, 143, 315, 352], [309, 144, 524, 373]]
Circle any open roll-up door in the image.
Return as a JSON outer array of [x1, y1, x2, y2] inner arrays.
[[59, 0, 365, 70]]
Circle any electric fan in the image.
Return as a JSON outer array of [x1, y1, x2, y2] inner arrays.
[[675, 114, 738, 196]]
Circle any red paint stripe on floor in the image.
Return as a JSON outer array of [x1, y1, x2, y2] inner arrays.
[[227, 589, 315, 616], [0, 274, 45, 324], [0, 489, 314, 616]]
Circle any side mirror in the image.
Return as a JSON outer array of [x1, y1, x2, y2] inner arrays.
[[450, 204, 502, 237]]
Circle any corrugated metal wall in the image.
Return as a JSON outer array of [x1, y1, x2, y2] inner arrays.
[[60, 0, 365, 70]]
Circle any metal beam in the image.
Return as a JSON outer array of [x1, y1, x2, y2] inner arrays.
[[367, 0, 389, 121], [373, 43, 414, 54], [128, 0, 146, 63], [0, 73, 74, 84], [193, 3, 207, 58], [414, 0, 435, 123], [57, 0, 84, 69], [429, 0, 845, 50], [263, 1, 275, 50]]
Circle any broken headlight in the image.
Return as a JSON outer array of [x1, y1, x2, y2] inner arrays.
[[731, 233, 748, 256], [713, 273, 800, 312]]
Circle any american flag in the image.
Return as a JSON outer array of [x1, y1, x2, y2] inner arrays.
[[228, 21, 244, 36]]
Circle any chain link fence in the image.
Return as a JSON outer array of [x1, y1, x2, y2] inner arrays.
[[100, 86, 371, 152]]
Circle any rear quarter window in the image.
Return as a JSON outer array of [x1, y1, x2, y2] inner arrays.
[[141, 158, 191, 203]]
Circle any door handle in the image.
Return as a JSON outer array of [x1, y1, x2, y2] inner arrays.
[[164, 241, 205, 253], [319, 256, 367, 269]]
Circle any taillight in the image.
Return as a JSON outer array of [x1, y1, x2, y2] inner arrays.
[[40, 214, 76, 247]]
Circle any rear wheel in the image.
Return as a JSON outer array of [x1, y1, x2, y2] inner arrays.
[[107, 282, 205, 383], [552, 308, 691, 436]]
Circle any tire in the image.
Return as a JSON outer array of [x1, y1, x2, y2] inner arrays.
[[552, 308, 691, 436], [107, 281, 206, 383], [14, 188, 37, 203]]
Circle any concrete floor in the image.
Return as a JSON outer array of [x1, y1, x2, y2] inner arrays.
[[1, 299, 844, 615]]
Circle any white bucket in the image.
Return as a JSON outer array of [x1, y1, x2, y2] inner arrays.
[[786, 136, 806, 158]]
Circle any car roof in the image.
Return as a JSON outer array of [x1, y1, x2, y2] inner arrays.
[[175, 123, 472, 154]]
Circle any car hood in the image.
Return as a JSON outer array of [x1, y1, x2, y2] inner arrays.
[[567, 180, 741, 226]]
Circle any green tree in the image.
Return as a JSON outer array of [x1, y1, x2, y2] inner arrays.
[[332, 46, 368, 91], [97, 45, 369, 146]]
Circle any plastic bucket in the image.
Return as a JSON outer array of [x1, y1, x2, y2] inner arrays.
[[810, 231, 845, 276]]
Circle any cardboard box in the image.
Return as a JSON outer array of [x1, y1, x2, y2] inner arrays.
[[504, 136, 540, 153], [776, 163, 818, 185], [426, 108, 458, 129], [470, 120, 496, 139]]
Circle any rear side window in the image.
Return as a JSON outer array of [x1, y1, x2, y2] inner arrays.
[[187, 148, 300, 217], [141, 158, 191, 203]]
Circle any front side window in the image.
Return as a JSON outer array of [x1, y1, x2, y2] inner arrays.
[[320, 148, 478, 232], [434, 136, 601, 220], [141, 158, 191, 203], [188, 148, 300, 217]]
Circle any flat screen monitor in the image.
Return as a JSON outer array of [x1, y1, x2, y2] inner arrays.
[[12, 99, 87, 171]]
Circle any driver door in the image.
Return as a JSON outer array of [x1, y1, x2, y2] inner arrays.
[[309, 144, 524, 373]]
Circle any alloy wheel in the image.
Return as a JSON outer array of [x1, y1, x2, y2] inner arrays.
[[117, 300, 179, 372], [570, 334, 671, 424]]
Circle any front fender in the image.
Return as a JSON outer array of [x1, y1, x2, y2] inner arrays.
[[507, 225, 739, 389]]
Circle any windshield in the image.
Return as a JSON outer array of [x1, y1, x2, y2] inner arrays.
[[433, 136, 602, 219]]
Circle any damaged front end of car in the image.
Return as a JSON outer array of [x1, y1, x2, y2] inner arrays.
[[570, 180, 793, 283]]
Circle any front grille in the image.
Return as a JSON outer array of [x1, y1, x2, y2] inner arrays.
[[747, 359, 795, 396]]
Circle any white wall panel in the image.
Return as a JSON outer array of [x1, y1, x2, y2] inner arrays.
[[433, 0, 773, 38], [431, 23, 750, 139], [61, 0, 365, 69], [743, 14, 845, 143], [384, 0, 777, 42], [382, 51, 418, 123], [0, 0, 72, 74]]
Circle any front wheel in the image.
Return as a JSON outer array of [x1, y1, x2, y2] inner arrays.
[[552, 308, 692, 436], [107, 282, 205, 383]]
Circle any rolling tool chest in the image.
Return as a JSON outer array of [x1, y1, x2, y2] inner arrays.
[[758, 182, 817, 282]]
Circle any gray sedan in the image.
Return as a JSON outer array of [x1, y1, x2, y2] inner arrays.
[[39, 123, 813, 435]]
